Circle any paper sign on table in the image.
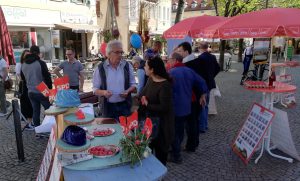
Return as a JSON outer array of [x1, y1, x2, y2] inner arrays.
[[231, 103, 275, 164], [54, 76, 70, 90], [36, 82, 50, 97]]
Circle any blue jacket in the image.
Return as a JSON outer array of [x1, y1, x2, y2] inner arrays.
[[169, 66, 208, 117]]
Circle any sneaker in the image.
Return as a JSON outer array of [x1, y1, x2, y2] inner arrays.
[[24, 123, 35, 131]]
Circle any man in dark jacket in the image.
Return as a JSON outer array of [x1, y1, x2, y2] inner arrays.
[[21, 45, 52, 127], [185, 42, 220, 134]]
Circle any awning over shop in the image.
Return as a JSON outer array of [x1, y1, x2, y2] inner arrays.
[[54, 23, 100, 33]]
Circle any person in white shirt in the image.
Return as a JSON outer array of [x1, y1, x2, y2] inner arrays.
[[241, 45, 254, 85], [0, 56, 8, 116]]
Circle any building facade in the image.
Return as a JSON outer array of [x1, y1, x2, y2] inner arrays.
[[98, 0, 172, 53], [1, 0, 100, 62], [171, 0, 215, 24]]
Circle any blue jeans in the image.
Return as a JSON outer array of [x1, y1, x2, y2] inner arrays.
[[243, 55, 253, 75], [199, 93, 210, 131], [172, 115, 188, 159], [28, 92, 51, 126], [106, 101, 131, 121]]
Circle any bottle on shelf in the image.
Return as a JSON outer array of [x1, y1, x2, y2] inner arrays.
[[268, 68, 276, 87]]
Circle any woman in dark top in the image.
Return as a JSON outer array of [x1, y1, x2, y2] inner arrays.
[[19, 50, 34, 129], [138, 57, 174, 165]]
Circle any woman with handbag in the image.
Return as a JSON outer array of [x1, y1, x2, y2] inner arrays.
[[138, 56, 174, 165], [18, 50, 34, 129]]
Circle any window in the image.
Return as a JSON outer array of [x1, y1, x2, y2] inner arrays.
[[201, 0, 207, 7], [191, 0, 198, 8], [10, 31, 30, 49], [172, 2, 178, 10], [184, 1, 188, 9], [167, 8, 169, 20], [158, 6, 161, 19], [163, 6, 165, 20], [71, 0, 86, 4]]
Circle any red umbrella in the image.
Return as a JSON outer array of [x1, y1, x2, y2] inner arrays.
[[0, 6, 15, 65], [203, 8, 300, 39], [163, 15, 227, 39]]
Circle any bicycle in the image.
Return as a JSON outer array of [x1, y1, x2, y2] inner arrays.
[[224, 56, 232, 72], [240, 62, 269, 84]]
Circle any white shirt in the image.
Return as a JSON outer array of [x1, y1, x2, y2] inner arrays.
[[183, 54, 196, 63], [0, 58, 8, 80], [244, 47, 253, 56]]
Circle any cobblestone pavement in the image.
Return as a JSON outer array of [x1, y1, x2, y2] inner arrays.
[[1, 56, 300, 181]]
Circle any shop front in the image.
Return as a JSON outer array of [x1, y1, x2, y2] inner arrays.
[[3, 5, 60, 63]]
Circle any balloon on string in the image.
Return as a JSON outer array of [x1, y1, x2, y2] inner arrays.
[[130, 34, 142, 49], [100, 43, 107, 57]]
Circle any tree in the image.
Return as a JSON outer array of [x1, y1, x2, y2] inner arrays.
[[174, 0, 186, 24], [212, 0, 262, 70]]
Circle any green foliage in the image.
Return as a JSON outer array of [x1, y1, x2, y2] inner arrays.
[[271, 0, 300, 8], [154, 35, 166, 43], [101, 30, 113, 43], [119, 129, 151, 167], [214, 0, 262, 17]]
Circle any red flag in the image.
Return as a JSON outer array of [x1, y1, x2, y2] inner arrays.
[[36, 82, 50, 97], [143, 118, 153, 139], [127, 111, 138, 130], [119, 116, 128, 135], [54, 76, 70, 90]]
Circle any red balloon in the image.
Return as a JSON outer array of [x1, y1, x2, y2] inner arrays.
[[100, 43, 107, 57]]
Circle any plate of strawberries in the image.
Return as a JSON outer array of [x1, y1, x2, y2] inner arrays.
[[88, 145, 120, 158], [92, 127, 115, 137]]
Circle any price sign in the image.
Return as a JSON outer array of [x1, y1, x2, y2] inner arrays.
[[232, 103, 275, 164]]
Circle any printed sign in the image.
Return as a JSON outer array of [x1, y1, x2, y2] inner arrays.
[[51, 30, 60, 48], [36, 82, 50, 97], [36, 127, 57, 181], [271, 108, 300, 161], [49, 89, 57, 103], [54, 76, 70, 90], [232, 103, 275, 164]]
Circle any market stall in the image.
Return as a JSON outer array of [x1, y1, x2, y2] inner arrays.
[[202, 7, 300, 164], [35, 77, 166, 181]]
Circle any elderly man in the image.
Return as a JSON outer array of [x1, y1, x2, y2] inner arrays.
[[0, 56, 8, 116], [53, 48, 84, 92], [168, 52, 208, 163], [93, 40, 136, 120]]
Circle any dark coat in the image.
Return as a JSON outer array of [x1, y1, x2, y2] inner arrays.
[[185, 52, 220, 91]]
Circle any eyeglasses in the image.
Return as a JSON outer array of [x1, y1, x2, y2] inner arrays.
[[66, 54, 73, 56], [111, 51, 124, 55]]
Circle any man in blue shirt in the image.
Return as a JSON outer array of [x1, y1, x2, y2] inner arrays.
[[93, 40, 136, 120], [168, 52, 208, 163]]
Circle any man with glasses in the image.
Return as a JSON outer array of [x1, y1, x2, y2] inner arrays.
[[54, 48, 84, 91], [93, 40, 136, 120]]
